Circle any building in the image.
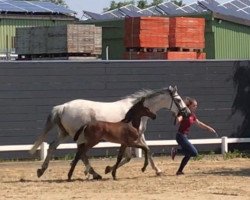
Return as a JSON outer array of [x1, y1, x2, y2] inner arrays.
[[0, 0, 77, 59]]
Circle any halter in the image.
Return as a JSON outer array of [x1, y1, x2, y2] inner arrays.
[[168, 90, 190, 119]]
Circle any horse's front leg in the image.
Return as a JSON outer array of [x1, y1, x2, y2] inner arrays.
[[112, 145, 126, 180], [140, 134, 162, 176], [67, 144, 84, 181], [105, 147, 132, 174]]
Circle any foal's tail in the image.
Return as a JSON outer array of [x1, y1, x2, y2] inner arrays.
[[29, 105, 63, 155]]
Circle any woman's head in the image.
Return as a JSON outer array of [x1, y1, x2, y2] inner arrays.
[[184, 97, 197, 112]]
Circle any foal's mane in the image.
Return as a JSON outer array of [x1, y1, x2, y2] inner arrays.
[[125, 87, 170, 105]]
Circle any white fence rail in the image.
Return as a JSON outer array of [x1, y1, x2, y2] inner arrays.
[[0, 137, 250, 161]]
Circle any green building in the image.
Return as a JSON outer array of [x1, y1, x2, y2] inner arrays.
[[0, 0, 76, 59]]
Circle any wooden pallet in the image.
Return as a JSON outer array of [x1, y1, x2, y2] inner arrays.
[[168, 47, 203, 52], [126, 47, 168, 53], [17, 52, 99, 60]]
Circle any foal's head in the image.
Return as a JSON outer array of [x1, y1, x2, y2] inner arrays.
[[122, 97, 156, 129]]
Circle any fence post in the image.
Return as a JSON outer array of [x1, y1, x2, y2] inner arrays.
[[40, 142, 49, 161], [221, 136, 228, 154], [135, 148, 142, 158]]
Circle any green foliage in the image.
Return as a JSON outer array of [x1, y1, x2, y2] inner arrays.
[[223, 149, 244, 159], [171, 0, 184, 7], [192, 154, 205, 161], [150, 0, 163, 6], [137, 0, 148, 9]]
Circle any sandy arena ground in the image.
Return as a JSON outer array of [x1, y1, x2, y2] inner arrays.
[[1, 156, 250, 200]]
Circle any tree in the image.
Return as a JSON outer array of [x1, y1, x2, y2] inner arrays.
[[137, 0, 148, 9], [150, 0, 163, 6], [171, 0, 184, 7]]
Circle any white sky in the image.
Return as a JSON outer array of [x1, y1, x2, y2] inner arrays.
[[64, 0, 229, 19]]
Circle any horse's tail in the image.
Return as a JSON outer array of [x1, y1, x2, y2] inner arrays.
[[29, 105, 64, 155]]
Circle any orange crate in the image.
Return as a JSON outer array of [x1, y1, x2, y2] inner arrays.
[[197, 52, 206, 59], [125, 16, 169, 48], [167, 52, 197, 60], [124, 52, 167, 60], [124, 35, 168, 48]]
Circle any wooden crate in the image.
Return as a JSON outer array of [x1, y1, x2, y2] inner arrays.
[[15, 24, 102, 56]]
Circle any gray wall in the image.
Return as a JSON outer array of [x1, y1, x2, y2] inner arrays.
[[0, 60, 248, 159]]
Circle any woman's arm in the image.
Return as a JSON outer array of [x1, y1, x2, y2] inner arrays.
[[195, 119, 216, 133], [175, 115, 183, 124]]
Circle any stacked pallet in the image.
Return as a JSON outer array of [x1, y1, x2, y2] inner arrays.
[[168, 17, 206, 60], [124, 17, 169, 59], [15, 24, 102, 59]]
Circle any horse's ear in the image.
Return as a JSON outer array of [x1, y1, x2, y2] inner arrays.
[[174, 85, 178, 91], [168, 85, 173, 91]]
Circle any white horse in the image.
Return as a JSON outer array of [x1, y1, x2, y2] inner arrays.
[[30, 85, 190, 178]]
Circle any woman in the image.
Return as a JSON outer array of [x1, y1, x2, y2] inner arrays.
[[171, 97, 216, 175]]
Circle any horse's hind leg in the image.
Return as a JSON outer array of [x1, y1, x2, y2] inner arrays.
[[105, 147, 132, 174], [37, 139, 60, 177], [112, 145, 126, 180], [37, 131, 68, 178], [67, 144, 84, 181]]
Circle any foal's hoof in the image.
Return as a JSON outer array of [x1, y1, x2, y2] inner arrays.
[[105, 166, 112, 174], [37, 169, 44, 178], [93, 174, 102, 180]]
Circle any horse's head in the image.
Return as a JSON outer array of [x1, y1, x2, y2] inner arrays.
[[167, 85, 191, 118], [122, 97, 156, 129]]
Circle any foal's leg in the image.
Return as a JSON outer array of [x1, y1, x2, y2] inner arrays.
[[140, 134, 162, 175], [105, 147, 132, 174], [67, 144, 84, 181], [112, 145, 126, 180], [81, 151, 102, 180]]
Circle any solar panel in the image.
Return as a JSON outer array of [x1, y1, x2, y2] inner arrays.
[[109, 9, 125, 18], [124, 4, 141, 12], [138, 6, 164, 16], [0, 0, 74, 14], [156, 2, 186, 15], [199, 0, 250, 21], [0, 0, 25, 12], [101, 12, 118, 19], [32, 1, 75, 14], [119, 7, 142, 17], [83, 10, 105, 20], [180, 2, 208, 14]]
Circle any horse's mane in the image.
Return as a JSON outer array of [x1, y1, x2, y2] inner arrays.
[[124, 87, 170, 104]]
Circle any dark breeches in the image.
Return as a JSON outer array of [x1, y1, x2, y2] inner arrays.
[[176, 133, 198, 172]]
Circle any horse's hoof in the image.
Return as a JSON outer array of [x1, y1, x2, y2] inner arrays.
[[37, 169, 44, 178], [93, 174, 102, 180], [105, 166, 112, 174], [156, 171, 163, 176], [67, 178, 72, 182], [112, 176, 117, 181], [141, 167, 147, 172]]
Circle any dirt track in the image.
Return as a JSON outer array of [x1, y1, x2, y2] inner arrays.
[[1, 156, 250, 200]]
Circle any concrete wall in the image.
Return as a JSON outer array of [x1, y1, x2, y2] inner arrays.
[[0, 60, 248, 158]]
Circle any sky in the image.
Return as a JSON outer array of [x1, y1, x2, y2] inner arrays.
[[64, 0, 229, 19]]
